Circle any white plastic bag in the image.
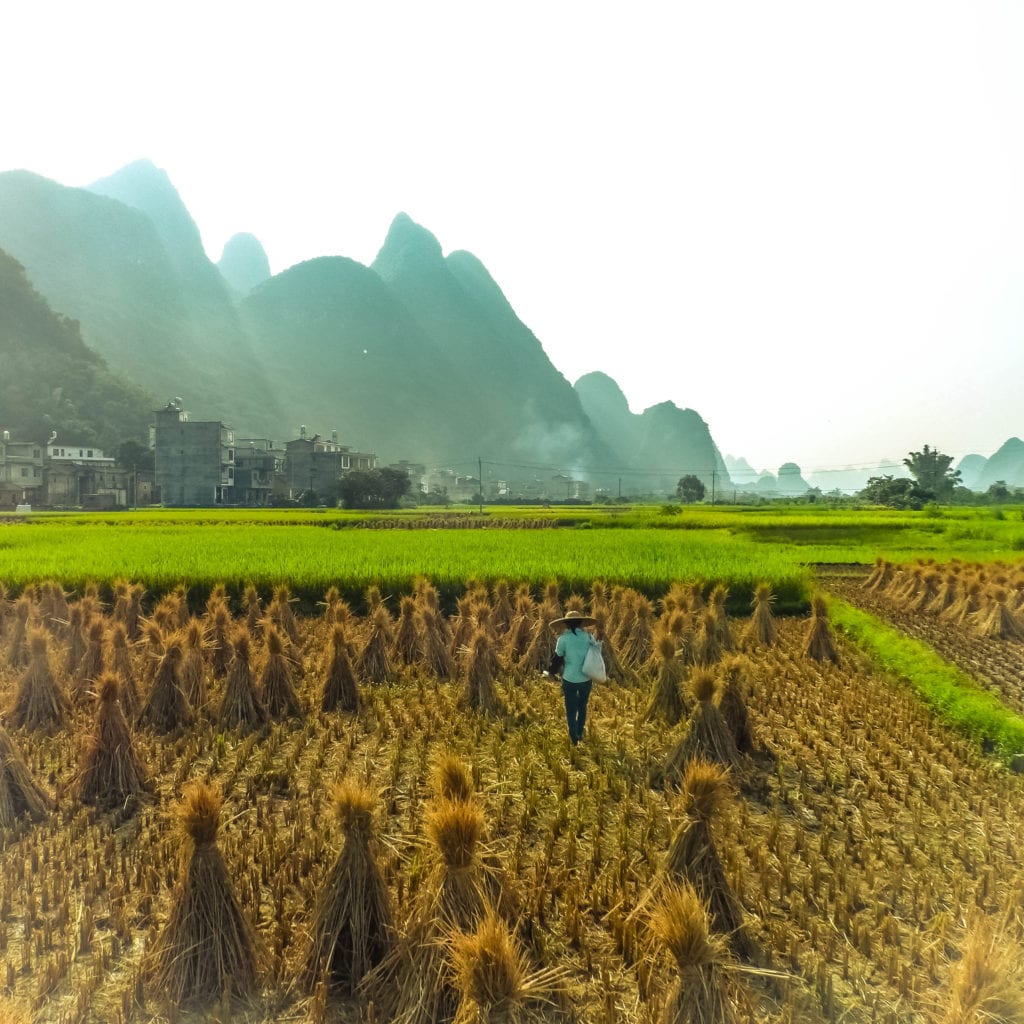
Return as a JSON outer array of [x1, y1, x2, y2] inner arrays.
[[582, 642, 607, 682]]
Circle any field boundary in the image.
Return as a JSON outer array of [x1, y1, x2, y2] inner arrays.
[[828, 596, 1024, 761]]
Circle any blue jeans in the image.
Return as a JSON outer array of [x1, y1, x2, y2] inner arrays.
[[562, 679, 592, 744]]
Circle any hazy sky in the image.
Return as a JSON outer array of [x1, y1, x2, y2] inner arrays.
[[3, 1, 1023, 474]]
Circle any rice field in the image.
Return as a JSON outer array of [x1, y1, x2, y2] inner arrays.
[[1, 572, 1024, 1023]]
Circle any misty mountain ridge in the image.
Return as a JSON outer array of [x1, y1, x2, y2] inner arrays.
[[1, 159, 1019, 493]]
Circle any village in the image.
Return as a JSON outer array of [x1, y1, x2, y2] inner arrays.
[[0, 398, 594, 510]]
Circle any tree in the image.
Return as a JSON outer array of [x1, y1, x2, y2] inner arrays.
[[859, 475, 928, 510], [337, 468, 411, 509], [902, 445, 961, 501], [116, 439, 155, 474], [676, 474, 706, 503]]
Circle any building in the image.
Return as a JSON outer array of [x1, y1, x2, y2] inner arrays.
[[284, 430, 376, 500], [234, 438, 287, 506], [45, 440, 123, 508], [387, 460, 427, 494], [0, 431, 44, 508], [153, 400, 235, 506]]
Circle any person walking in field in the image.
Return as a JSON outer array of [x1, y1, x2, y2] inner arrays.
[[551, 610, 601, 745]]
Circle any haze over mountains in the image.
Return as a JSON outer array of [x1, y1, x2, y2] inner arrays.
[[0, 159, 1021, 492]]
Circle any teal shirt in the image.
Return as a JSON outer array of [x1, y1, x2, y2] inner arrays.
[[555, 627, 598, 683]]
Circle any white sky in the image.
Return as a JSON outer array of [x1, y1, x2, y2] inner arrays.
[[2, 1, 1023, 474]]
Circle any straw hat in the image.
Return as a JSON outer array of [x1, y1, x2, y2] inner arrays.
[[549, 610, 597, 630]]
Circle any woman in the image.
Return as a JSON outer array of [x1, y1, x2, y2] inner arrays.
[[550, 610, 601, 745]]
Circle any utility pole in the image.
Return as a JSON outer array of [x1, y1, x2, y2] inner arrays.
[[618, 477, 621, 500], [478, 456, 483, 514], [711, 470, 716, 506]]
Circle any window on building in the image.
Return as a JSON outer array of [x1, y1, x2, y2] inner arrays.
[[87, 450, 93, 459], [228, 467, 234, 479], [33, 467, 40, 478], [33, 449, 40, 458], [78, 450, 84, 458], [20, 467, 28, 477], [228, 449, 235, 462]]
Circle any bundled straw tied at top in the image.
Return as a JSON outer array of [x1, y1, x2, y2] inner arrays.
[[0, 724, 52, 828], [218, 627, 268, 732], [8, 628, 69, 732], [301, 780, 396, 995], [77, 673, 150, 812], [147, 781, 260, 1005]]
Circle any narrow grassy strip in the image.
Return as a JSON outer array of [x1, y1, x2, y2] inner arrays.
[[828, 597, 1024, 760]]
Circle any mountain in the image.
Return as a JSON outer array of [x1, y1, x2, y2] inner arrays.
[[724, 455, 760, 487], [238, 254, 468, 457], [0, 162, 736, 489], [776, 462, 812, 496], [0, 165, 282, 435], [367, 214, 615, 468], [0, 247, 153, 447], [218, 233, 271, 294], [573, 372, 730, 494], [956, 453, 988, 491], [975, 437, 1024, 490]]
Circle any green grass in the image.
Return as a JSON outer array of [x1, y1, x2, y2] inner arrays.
[[0, 518, 810, 612], [1, 505, 1021, 612], [829, 597, 1024, 760]]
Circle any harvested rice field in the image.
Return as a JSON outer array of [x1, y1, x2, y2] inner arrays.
[[1, 576, 1023, 1024]]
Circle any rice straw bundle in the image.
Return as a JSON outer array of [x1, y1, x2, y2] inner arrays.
[[909, 569, 941, 613], [661, 673, 740, 788], [463, 630, 501, 717], [109, 622, 140, 719], [60, 602, 85, 674], [542, 580, 562, 620], [664, 761, 750, 959], [946, 580, 983, 626], [321, 623, 361, 713], [503, 595, 536, 665], [40, 581, 70, 637], [269, 584, 302, 647], [139, 638, 194, 733], [717, 657, 756, 755], [592, 607, 632, 684], [490, 580, 513, 635], [301, 780, 396, 995], [802, 595, 839, 664], [180, 619, 209, 711], [4, 598, 32, 671], [218, 629, 268, 732], [392, 595, 421, 666], [419, 607, 456, 679], [432, 752, 475, 803], [207, 604, 234, 679], [708, 586, 734, 651], [691, 612, 723, 668], [3, 598, 34, 671], [926, 572, 960, 617], [362, 798, 508, 1024], [974, 588, 1024, 641], [450, 595, 479, 656], [651, 882, 741, 1024], [941, 914, 1024, 1024], [0, 725, 53, 827], [147, 782, 259, 1004], [78, 674, 150, 811], [9, 629, 69, 732], [71, 618, 106, 705], [365, 584, 388, 619], [451, 912, 560, 1024], [244, 584, 263, 637], [140, 619, 165, 687], [646, 633, 688, 726], [743, 583, 777, 649], [863, 558, 893, 592], [357, 607, 395, 685], [260, 624, 302, 719]]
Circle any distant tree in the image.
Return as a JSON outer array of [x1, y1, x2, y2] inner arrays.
[[337, 468, 411, 509], [676, 474, 706, 503], [859, 475, 928, 510], [116, 439, 154, 474], [902, 445, 961, 501], [986, 480, 1011, 503]]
